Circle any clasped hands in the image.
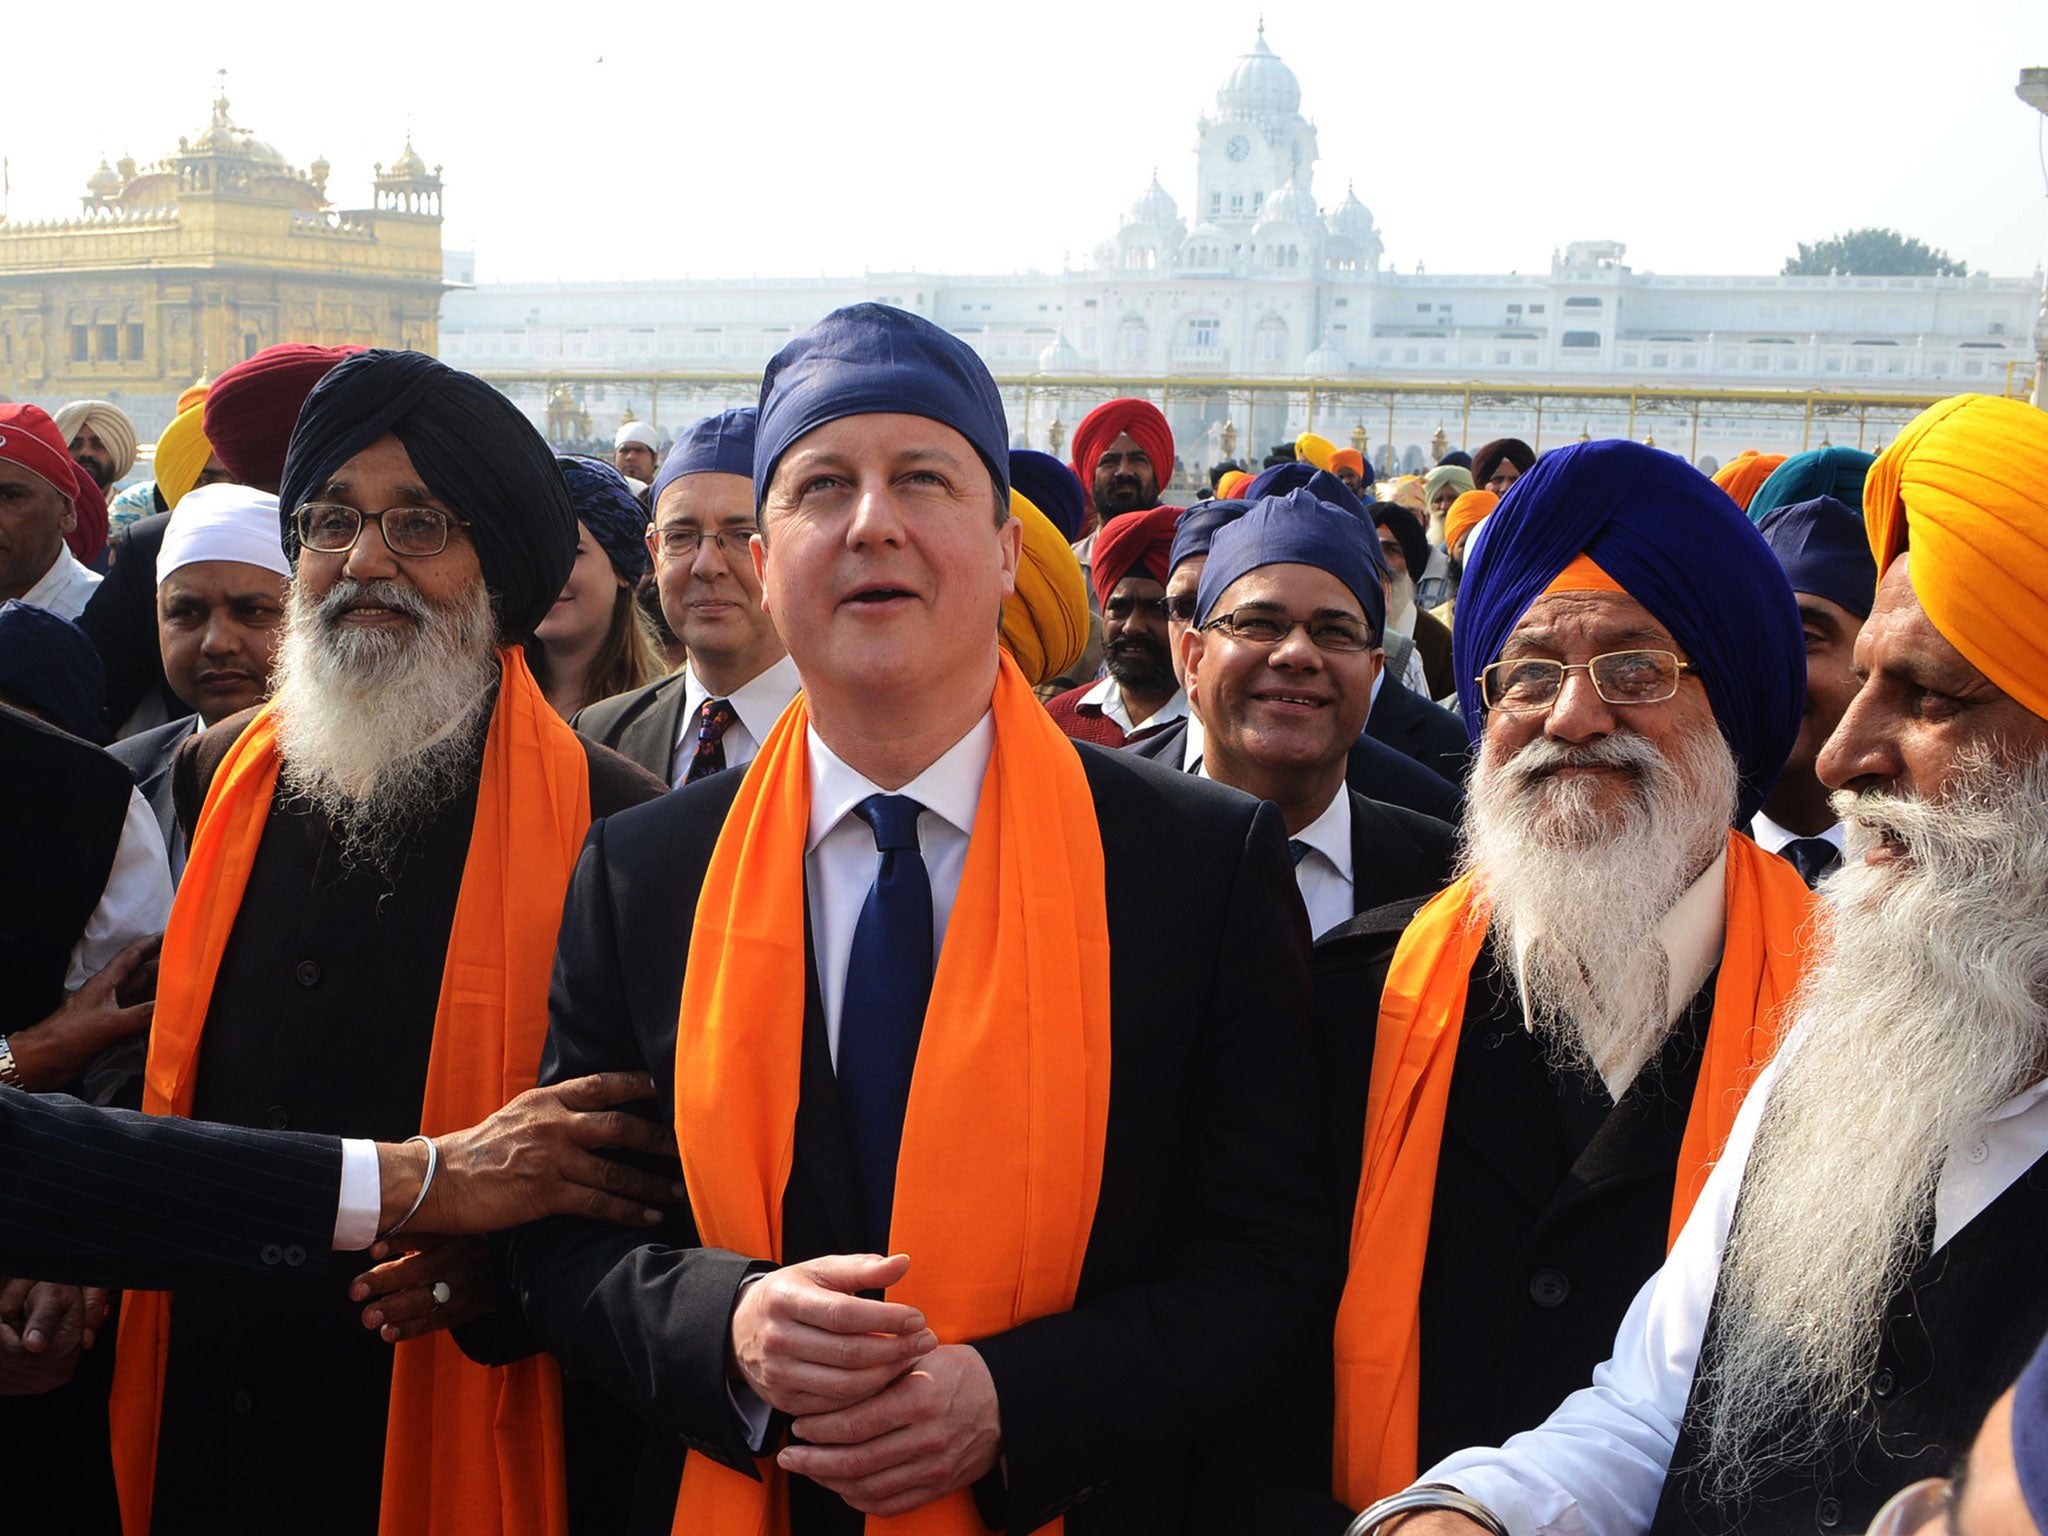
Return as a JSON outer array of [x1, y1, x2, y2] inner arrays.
[[729, 1252, 1002, 1518], [0, 1277, 108, 1395]]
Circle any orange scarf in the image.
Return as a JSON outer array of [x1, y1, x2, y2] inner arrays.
[[1329, 830, 1815, 1507], [670, 653, 1112, 1536], [110, 649, 584, 1536]]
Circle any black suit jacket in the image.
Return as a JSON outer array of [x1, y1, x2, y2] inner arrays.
[[1125, 716, 1465, 824], [110, 713, 198, 876], [76, 511, 178, 733], [1364, 679, 1470, 784], [0, 1088, 341, 1291], [1340, 790, 1458, 928], [571, 670, 692, 783], [506, 744, 1336, 1536]]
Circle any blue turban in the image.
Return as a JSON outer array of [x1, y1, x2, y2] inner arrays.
[[279, 350, 576, 640], [1194, 489, 1387, 641], [2013, 1322, 2048, 1536], [0, 600, 106, 744], [1170, 498, 1252, 572], [555, 455, 651, 583], [1244, 461, 1373, 523], [1756, 496, 1878, 622], [651, 407, 757, 513], [1745, 447, 1876, 526], [755, 303, 1010, 508], [1008, 449, 1085, 541], [1451, 439, 1804, 826]]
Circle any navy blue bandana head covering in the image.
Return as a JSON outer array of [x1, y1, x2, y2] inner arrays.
[[1451, 439, 1805, 827], [1008, 449, 1085, 542], [2012, 1322, 2048, 1536], [1755, 496, 1878, 622], [1745, 446, 1877, 526], [755, 303, 1010, 509], [1194, 488, 1387, 640], [1170, 498, 1252, 573], [651, 407, 757, 513], [1243, 461, 1374, 523], [279, 350, 576, 641], [0, 600, 106, 743], [556, 456, 651, 583]]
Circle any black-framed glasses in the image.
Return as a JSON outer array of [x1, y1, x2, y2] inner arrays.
[[1202, 608, 1377, 654], [1104, 594, 1170, 623], [296, 503, 470, 558], [1478, 650, 1700, 713], [1165, 593, 1200, 624], [651, 524, 757, 560]]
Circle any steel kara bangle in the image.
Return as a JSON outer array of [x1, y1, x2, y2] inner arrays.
[[1344, 1484, 1513, 1536], [377, 1134, 438, 1241]]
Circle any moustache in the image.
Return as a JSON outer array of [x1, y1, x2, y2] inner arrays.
[[1505, 732, 1663, 786], [313, 577, 434, 628]]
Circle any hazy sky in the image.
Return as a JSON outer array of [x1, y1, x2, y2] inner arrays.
[[9, 0, 2048, 288]]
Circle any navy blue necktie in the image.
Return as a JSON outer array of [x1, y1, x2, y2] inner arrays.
[[1780, 836, 1841, 890], [837, 794, 934, 1252]]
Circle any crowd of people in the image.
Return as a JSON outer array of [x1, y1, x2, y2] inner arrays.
[[4, 304, 2048, 1536]]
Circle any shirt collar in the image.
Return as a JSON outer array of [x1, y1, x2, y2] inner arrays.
[[23, 547, 87, 607], [1291, 786, 1353, 879], [684, 652, 803, 738], [1080, 674, 1187, 735], [805, 709, 995, 854], [1748, 808, 1845, 857], [1181, 712, 1206, 773]]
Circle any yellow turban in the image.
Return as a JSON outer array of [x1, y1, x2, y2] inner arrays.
[[1217, 470, 1254, 500], [1000, 490, 1090, 687], [1444, 489, 1499, 556], [153, 405, 216, 511], [1295, 431, 1337, 471], [1864, 393, 2048, 722]]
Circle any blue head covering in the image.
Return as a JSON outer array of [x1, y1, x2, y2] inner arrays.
[[0, 600, 106, 743], [279, 349, 576, 640], [1243, 461, 1373, 523], [1755, 496, 1878, 622], [650, 407, 757, 514], [1008, 449, 1085, 541], [1170, 498, 1252, 572], [1450, 439, 1804, 826], [2013, 1322, 2048, 1536], [1194, 489, 1387, 640], [754, 303, 1010, 508], [555, 455, 651, 582], [1745, 447, 1876, 525]]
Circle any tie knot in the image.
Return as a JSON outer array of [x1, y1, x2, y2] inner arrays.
[[856, 793, 926, 852], [1288, 838, 1312, 868]]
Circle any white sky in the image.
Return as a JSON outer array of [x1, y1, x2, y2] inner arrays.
[[7, 0, 2047, 288]]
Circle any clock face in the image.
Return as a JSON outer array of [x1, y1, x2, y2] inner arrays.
[[1225, 134, 1250, 162]]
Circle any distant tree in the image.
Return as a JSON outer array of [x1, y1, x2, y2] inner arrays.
[[1783, 228, 1966, 278]]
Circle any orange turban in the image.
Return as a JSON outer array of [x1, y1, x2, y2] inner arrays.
[[1712, 450, 1788, 512], [1330, 448, 1366, 480], [175, 380, 208, 416], [1864, 393, 2048, 723], [1216, 470, 1254, 499], [1443, 489, 1498, 555]]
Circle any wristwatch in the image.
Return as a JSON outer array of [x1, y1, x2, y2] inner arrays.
[[0, 1034, 22, 1088]]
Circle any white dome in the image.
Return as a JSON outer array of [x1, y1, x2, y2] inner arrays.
[[1219, 29, 1302, 117], [1326, 183, 1376, 242], [1303, 337, 1347, 375], [1037, 330, 1083, 373], [1257, 176, 1319, 230], [1129, 173, 1179, 228]]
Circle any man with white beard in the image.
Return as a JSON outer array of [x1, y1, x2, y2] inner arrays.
[[1368, 393, 2048, 1536], [1286, 441, 1818, 1534], [104, 351, 667, 1536]]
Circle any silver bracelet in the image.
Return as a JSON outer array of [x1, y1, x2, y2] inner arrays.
[[0, 1035, 21, 1089], [377, 1135, 438, 1241], [1344, 1484, 1512, 1536]]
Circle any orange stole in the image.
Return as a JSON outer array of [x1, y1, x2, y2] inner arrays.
[[109, 648, 584, 1536], [670, 653, 1112, 1536], [1328, 831, 1815, 1508]]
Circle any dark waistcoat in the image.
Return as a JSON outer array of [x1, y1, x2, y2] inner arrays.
[[1648, 1147, 2048, 1536], [1416, 946, 1715, 1468]]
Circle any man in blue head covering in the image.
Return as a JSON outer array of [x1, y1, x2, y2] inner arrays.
[[513, 301, 1333, 1535], [1750, 495, 1880, 886], [573, 406, 801, 785]]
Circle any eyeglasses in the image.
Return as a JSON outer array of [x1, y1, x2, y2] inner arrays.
[[1202, 608, 1377, 653], [1165, 593, 1200, 624], [651, 525, 758, 560], [296, 503, 470, 558], [1478, 650, 1700, 713], [1104, 593, 1170, 623]]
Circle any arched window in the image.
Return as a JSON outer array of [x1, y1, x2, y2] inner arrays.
[[1118, 316, 1150, 369]]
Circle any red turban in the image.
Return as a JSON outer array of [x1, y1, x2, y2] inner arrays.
[[1070, 398, 1174, 500], [0, 404, 80, 505], [1089, 503, 1181, 607], [206, 343, 362, 492], [64, 465, 108, 567]]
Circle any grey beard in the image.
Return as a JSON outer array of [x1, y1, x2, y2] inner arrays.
[[269, 575, 500, 878], [1464, 725, 1738, 1093], [1693, 746, 2048, 1497]]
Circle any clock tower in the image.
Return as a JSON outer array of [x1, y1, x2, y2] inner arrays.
[[1192, 24, 1320, 231]]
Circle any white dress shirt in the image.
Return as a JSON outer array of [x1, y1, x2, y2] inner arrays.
[[1197, 763, 1354, 939], [1180, 712, 1207, 773], [1423, 1042, 2048, 1536], [671, 654, 803, 788], [64, 788, 174, 990], [1078, 674, 1188, 738], [21, 546, 102, 621], [1747, 809, 1845, 860]]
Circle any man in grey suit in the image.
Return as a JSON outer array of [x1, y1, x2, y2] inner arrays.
[[574, 408, 800, 785]]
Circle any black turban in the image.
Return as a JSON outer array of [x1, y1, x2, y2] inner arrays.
[[278, 350, 576, 639]]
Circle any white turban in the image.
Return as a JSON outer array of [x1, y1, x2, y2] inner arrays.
[[157, 483, 290, 587], [51, 399, 139, 481], [614, 420, 659, 452]]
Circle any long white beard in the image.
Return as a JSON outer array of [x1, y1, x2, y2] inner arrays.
[[1464, 726, 1738, 1091], [269, 575, 500, 875], [1695, 747, 2048, 1493]]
